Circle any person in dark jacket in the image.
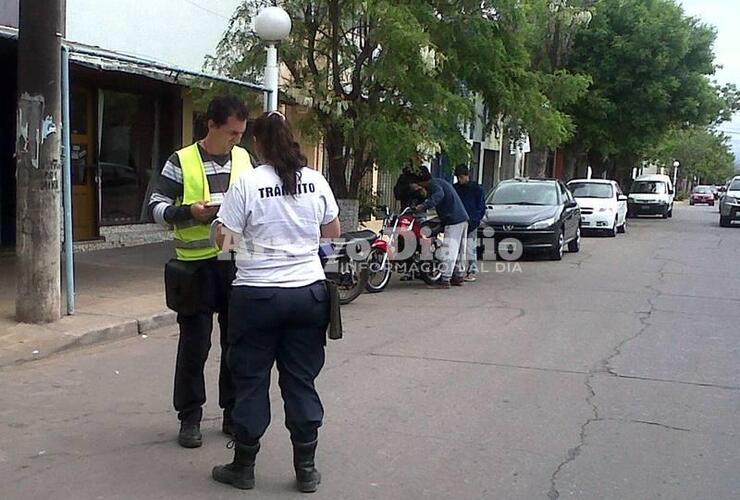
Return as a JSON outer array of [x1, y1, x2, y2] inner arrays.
[[393, 163, 427, 209], [393, 161, 427, 281], [453, 165, 486, 281], [411, 169, 469, 289]]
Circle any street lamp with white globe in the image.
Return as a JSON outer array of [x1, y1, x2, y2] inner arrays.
[[673, 160, 680, 189], [254, 6, 292, 111]]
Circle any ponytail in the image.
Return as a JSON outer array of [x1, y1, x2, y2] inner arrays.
[[252, 111, 307, 196]]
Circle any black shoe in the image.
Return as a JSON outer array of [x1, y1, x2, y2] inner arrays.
[[293, 440, 321, 493], [222, 413, 234, 436], [178, 422, 202, 449], [212, 441, 260, 490]]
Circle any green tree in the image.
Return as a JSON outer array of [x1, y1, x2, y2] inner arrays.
[[207, 0, 568, 198], [648, 127, 736, 185], [565, 0, 724, 179], [521, 0, 594, 176]]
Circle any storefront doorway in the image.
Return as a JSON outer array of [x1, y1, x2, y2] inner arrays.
[[70, 87, 98, 240]]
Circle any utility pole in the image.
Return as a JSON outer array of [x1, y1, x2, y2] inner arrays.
[[15, 0, 64, 323]]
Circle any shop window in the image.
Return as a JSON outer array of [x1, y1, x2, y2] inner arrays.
[[99, 91, 155, 224]]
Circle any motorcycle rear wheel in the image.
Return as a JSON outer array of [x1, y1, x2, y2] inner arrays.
[[337, 260, 369, 305]]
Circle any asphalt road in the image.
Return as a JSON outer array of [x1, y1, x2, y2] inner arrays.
[[1, 203, 738, 500]]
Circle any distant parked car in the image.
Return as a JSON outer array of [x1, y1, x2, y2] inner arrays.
[[690, 186, 715, 206], [481, 178, 581, 261], [567, 179, 628, 237], [719, 176, 740, 227]]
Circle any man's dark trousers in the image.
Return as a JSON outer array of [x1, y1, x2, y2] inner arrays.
[[173, 258, 236, 424]]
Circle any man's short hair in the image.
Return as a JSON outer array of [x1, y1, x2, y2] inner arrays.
[[417, 167, 432, 182], [455, 164, 470, 176], [207, 95, 249, 126]]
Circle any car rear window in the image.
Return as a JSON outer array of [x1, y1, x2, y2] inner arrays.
[[568, 183, 614, 199], [488, 183, 559, 206], [631, 181, 666, 194]]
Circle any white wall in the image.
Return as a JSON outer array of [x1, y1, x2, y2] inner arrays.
[[66, 0, 242, 72]]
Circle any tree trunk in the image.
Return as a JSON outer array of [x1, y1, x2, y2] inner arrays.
[[348, 143, 372, 199], [563, 143, 586, 180], [325, 123, 348, 198], [528, 140, 550, 178]]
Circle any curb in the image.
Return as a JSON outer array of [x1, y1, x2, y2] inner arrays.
[[0, 310, 177, 369], [138, 311, 177, 334]]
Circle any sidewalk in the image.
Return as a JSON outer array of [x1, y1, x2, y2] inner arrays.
[[0, 243, 175, 368]]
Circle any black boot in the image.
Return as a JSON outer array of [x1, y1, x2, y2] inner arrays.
[[212, 441, 260, 490], [178, 422, 202, 449], [293, 440, 321, 493]]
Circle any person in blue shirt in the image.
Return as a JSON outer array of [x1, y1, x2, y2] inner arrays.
[[411, 169, 469, 289], [453, 165, 486, 281]]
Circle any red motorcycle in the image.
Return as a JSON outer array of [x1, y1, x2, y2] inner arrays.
[[364, 207, 444, 292]]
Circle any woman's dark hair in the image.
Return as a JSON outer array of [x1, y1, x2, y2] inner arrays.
[[207, 95, 248, 126], [252, 112, 307, 196]]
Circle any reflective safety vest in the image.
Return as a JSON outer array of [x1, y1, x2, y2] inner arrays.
[[173, 143, 252, 261]]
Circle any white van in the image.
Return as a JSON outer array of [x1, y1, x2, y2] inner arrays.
[[627, 174, 675, 219]]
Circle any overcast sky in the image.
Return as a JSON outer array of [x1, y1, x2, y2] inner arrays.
[[679, 0, 740, 160]]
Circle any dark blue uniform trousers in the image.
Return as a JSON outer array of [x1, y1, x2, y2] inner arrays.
[[228, 281, 329, 444]]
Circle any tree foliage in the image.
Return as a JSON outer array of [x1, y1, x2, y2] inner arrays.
[[648, 127, 736, 185], [520, 0, 594, 175], [207, 0, 573, 197], [566, 0, 724, 162], [206, 0, 733, 193]]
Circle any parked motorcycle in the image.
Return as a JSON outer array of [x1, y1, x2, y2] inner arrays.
[[320, 229, 377, 304], [364, 207, 444, 293]]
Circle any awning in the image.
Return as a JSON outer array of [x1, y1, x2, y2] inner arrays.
[[0, 25, 268, 93]]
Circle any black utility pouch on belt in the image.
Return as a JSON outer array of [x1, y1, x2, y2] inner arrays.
[[164, 259, 207, 316], [326, 281, 343, 340]]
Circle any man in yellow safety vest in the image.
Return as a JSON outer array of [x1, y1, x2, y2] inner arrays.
[[149, 95, 253, 448]]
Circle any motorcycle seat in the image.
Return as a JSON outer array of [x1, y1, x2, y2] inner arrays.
[[340, 229, 378, 242]]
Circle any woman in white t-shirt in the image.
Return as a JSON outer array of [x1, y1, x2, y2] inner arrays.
[[211, 111, 340, 493]]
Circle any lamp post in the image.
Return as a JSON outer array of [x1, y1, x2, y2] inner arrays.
[[673, 160, 680, 190], [254, 6, 292, 112]]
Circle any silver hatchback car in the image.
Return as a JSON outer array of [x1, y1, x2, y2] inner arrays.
[[719, 176, 740, 227]]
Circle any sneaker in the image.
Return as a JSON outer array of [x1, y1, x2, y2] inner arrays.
[[429, 280, 451, 289], [450, 277, 465, 287], [178, 422, 203, 448], [464, 274, 477, 282]]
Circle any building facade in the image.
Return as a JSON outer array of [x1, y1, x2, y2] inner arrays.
[[0, 0, 318, 249]]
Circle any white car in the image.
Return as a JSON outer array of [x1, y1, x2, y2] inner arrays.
[[567, 179, 628, 237]]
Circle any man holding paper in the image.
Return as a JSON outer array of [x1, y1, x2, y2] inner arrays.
[[148, 95, 254, 449]]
